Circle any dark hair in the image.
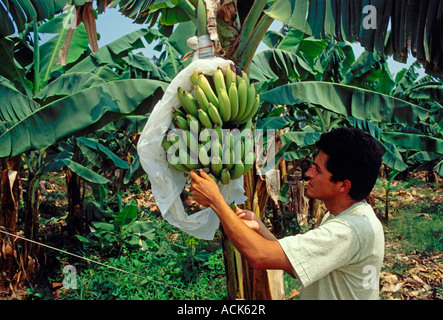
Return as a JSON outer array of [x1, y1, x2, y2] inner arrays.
[[315, 127, 382, 201]]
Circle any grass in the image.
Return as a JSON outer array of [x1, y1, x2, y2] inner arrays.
[[379, 182, 443, 254], [52, 208, 228, 300]]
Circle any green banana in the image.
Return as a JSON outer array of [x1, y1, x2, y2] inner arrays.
[[198, 107, 213, 129], [190, 69, 200, 85], [220, 168, 231, 185], [236, 82, 255, 121], [179, 148, 199, 170], [241, 119, 253, 132], [243, 131, 254, 160], [162, 134, 174, 152], [173, 129, 188, 155], [245, 83, 257, 117], [213, 125, 223, 142], [228, 81, 239, 120], [184, 129, 199, 156], [230, 161, 244, 180], [237, 92, 260, 124], [236, 77, 247, 122], [178, 87, 198, 117], [209, 135, 223, 159], [173, 115, 190, 131], [193, 84, 209, 112], [172, 107, 186, 119], [225, 64, 236, 89], [241, 70, 250, 86], [229, 201, 238, 212], [167, 154, 190, 172], [207, 102, 223, 127], [197, 74, 219, 109], [233, 138, 243, 164], [208, 172, 219, 184], [199, 127, 212, 145], [198, 144, 211, 167], [224, 131, 234, 151], [218, 87, 231, 122], [223, 147, 234, 171], [243, 151, 255, 173], [211, 155, 223, 177], [186, 114, 200, 133], [213, 67, 226, 94]]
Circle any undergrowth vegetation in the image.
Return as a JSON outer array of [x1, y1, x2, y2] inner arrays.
[[26, 171, 442, 300]]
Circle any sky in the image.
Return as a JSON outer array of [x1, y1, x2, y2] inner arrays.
[[58, 7, 426, 79]]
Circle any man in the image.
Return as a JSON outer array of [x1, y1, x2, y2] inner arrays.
[[190, 127, 384, 300]]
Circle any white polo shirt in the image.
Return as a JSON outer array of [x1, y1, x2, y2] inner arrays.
[[278, 201, 385, 300]]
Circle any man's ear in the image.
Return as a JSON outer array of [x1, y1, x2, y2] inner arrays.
[[339, 179, 352, 193]]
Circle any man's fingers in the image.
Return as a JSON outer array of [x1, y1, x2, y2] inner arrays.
[[189, 169, 198, 180], [197, 169, 212, 181]]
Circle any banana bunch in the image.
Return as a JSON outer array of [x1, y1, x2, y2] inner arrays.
[[163, 64, 259, 185]]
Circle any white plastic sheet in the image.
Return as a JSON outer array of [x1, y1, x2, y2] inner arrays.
[[137, 57, 248, 240]]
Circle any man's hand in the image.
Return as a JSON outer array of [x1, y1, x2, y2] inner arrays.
[[235, 208, 260, 233], [189, 169, 224, 208]]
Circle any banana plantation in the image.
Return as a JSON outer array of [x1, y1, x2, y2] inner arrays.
[[0, 0, 442, 301]]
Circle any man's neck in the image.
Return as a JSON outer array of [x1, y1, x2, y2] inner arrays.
[[325, 197, 360, 216]]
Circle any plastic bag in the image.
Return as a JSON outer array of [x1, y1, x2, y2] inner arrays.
[[137, 57, 248, 240]]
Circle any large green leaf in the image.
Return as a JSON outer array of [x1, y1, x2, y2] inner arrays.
[[0, 36, 33, 95], [61, 158, 110, 184], [0, 81, 40, 124], [250, 49, 298, 83], [264, 0, 443, 77], [38, 13, 90, 86], [115, 198, 138, 226], [344, 117, 407, 172], [0, 0, 103, 37], [378, 140, 408, 172], [34, 72, 106, 104], [0, 79, 167, 158], [382, 132, 443, 154], [76, 136, 130, 169], [67, 28, 153, 74], [260, 82, 429, 124]]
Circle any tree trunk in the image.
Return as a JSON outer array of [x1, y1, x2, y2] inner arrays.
[[66, 166, 86, 235], [19, 169, 42, 289], [0, 156, 20, 295]]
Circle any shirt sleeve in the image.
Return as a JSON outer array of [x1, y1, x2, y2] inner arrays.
[[278, 218, 360, 287]]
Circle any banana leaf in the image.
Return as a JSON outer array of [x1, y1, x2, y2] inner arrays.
[[60, 158, 110, 184], [382, 132, 443, 154], [260, 81, 429, 124], [0, 36, 33, 95], [38, 13, 90, 86], [0, 80, 40, 124], [76, 136, 130, 169], [0, 78, 167, 158], [34, 72, 106, 104], [264, 0, 443, 77]]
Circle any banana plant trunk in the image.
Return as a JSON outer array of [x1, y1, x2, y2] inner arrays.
[[0, 156, 20, 295], [220, 169, 284, 300]]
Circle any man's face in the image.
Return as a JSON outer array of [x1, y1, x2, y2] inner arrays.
[[305, 151, 342, 201]]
